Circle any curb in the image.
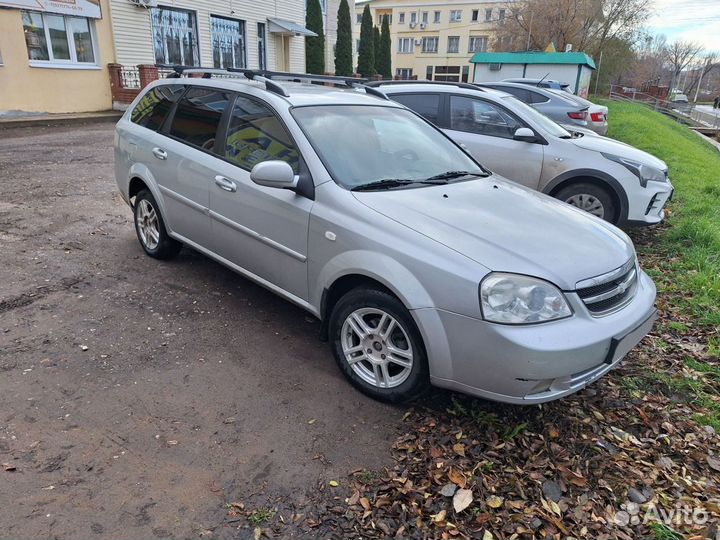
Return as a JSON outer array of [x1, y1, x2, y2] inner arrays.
[[0, 111, 122, 130]]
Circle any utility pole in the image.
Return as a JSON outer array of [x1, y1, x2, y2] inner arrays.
[[593, 50, 603, 97], [693, 58, 708, 103], [526, 11, 533, 51]]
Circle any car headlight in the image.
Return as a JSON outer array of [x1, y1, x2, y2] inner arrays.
[[602, 153, 667, 187], [480, 273, 572, 324]]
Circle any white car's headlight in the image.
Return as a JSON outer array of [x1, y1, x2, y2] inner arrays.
[[480, 273, 572, 324], [602, 153, 667, 187]]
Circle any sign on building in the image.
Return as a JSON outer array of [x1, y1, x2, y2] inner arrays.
[[0, 0, 102, 18]]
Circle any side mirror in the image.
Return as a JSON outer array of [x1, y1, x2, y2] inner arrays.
[[250, 161, 298, 190], [513, 127, 537, 142]]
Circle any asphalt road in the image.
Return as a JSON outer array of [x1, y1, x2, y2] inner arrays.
[[0, 122, 399, 539]]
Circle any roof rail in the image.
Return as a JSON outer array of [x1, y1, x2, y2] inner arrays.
[[153, 65, 389, 100], [154, 64, 289, 97], [240, 70, 389, 100], [365, 79, 484, 92]]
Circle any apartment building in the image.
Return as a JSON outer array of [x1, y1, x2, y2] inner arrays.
[[354, 0, 508, 81]]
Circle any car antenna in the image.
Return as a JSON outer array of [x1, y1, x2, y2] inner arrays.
[[536, 73, 549, 87]]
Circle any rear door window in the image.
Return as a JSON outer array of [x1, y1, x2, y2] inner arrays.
[[391, 93, 442, 124], [169, 87, 232, 151], [223, 95, 300, 173], [131, 85, 185, 131]]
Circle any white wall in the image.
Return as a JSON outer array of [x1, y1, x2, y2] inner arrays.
[[473, 62, 588, 94], [108, 0, 306, 72]]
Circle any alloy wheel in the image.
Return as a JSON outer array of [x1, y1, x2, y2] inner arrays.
[[340, 308, 414, 389], [136, 199, 160, 250]]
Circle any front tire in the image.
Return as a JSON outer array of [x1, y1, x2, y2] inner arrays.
[[555, 182, 617, 223], [133, 189, 182, 259], [329, 288, 430, 403]]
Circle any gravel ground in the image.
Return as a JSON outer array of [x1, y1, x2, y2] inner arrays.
[[0, 123, 399, 539]]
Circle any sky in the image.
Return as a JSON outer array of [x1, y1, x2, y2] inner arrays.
[[648, 0, 720, 51]]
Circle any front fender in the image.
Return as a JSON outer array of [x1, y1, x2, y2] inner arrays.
[[312, 250, 435, 313]]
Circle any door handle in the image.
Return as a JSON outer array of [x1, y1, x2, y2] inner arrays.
[[214, 175, 237, 193], [152, 147, 168, 160]]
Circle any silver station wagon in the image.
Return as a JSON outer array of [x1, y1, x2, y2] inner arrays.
[[115, 69, 657, 404]]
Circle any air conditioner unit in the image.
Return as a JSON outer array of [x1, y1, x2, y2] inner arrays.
[[419, 22, 427, 29], [130, 0, 158, 8], [409, 22, 417, 28], [414, 38, 423, 46]]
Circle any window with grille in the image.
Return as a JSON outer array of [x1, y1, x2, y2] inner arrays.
[[211, 16, 246, 69], [151, 7, 199, 66]]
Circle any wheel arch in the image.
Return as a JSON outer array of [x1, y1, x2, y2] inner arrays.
[[316, 256, 434, 342], [542, 169, 629, 225]]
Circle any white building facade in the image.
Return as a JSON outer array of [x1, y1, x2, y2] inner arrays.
[[108, 0, 314, 72]]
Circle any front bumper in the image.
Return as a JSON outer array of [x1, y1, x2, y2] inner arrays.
[[414, 269, 657, 404], [623, 177, 674, 226]]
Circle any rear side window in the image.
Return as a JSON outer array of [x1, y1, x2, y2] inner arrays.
[[169, 88, 232, 151], [449, 95, 521, 139], [527, 90, 550, 104], [130, 85, 185, 131], [495, 86, 531, 103], [224, 95, 299, 173], [392, 93, 441, 124]]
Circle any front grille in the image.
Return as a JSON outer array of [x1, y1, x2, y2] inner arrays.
[[577, 263, 637, 315]]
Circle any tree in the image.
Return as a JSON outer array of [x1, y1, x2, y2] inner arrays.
[[357, 4, 375, 77], [334, 0, 353, 76], [378, 15, 392, 79], [373, 26, 381, 74], [666, 40, 704, 93], [305, 0, 325, 74], [498, 0, 651, 55]]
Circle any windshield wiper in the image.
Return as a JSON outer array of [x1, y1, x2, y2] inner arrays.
[[425, 170, 489, 182], [351, 179, 417, 191]]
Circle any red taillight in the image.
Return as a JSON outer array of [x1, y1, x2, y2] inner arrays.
[[590, 112, 605, 122], [567, 111, 588, 120]]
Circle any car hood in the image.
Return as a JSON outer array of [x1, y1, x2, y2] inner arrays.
[[353, 177, 635, 290], [569, 134, 666, 170]]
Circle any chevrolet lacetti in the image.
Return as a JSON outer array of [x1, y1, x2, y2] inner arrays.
[[114, 69, 658, 404]]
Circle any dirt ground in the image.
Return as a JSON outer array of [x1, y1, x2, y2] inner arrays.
[[0, 122, 400, 539]]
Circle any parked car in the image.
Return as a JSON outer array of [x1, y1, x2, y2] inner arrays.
[[370, 81, 673, 226], [546, 89, 609, 136], [115, 70, 658, 405], [670, 94, 690, 112], [479, 81, 593, 131], [503, 77, 570, 91]]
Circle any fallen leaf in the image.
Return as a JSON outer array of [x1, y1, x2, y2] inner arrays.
[[453, 489, 473, 513], [482, 531, 494, 540], [453, 443, 466, 457], [486, 495, 503, 509], [2, 463, 17, 472], [359, 497, 370, 511], [254, 527, 262, 540], [430, 509, 447, 523], [440, 483, 457, 497], [329, 480, 338, 487], [307, 419, 316, 425], [448, 467, 467, 488], [707, 456, 720, 472]]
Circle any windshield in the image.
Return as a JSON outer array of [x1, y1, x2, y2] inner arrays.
[[500, 96, 572, 139], [291, 105, 485, 190]]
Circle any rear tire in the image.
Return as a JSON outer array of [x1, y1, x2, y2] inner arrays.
[[329, 288, 430, 403], [555, 182, 617, 223], [133, 189, 182, 259]]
